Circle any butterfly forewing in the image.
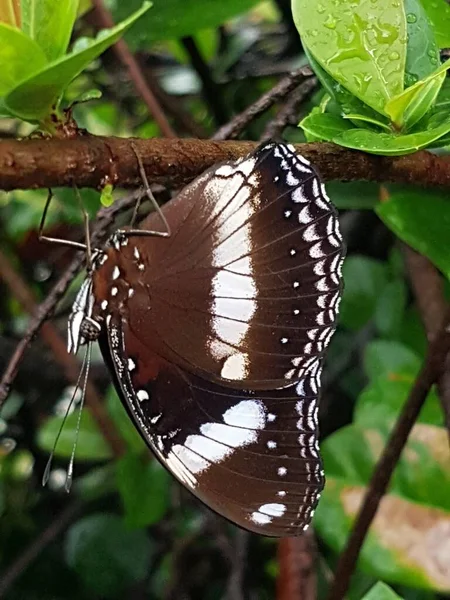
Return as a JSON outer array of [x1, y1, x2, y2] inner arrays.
[[95, 142, 344, 389]]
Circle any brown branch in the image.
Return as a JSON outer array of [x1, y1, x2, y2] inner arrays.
[[3, 137, 450, 192], [213, 67, 313, 140], [0, 249, 125, 457], [181, 36, 228, 126], [262, 78, 317, 141], [91, 0, 176, 138], [276, 533, 317, 600], [403, 245, 450, 435], [0, 500, 83, 598], [327, 307, 450, 600], [0, 191, 141, 408]]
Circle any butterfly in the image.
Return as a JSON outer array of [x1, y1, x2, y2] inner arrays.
[[67, 141, 345, 536]]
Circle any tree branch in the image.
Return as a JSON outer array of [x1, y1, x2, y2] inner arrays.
[[91, 0, 176, 138], [2, 137, 450, 191], [327, 307, 450, 600]]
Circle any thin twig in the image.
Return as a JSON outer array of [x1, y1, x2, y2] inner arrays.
[[0, 500, 83, 598], [403, 245, 450, 435], [276, 533, 317, 600], [91, 0, 176, 138], [0, 191, 141, 408], [327, 308, 450, 600], [225, 530, 249, 600], [181, 36, 228, 126], [213, 67, 313, 140], [262, 78, 317, 141]]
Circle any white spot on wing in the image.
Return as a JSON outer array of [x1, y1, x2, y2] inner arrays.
[[223, 400, 266, 429]]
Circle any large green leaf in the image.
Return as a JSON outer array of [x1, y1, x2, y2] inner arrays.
[[355, 372, 443, 428], [324, 182, 380, 210], [363, 340, 420, 382], [334, 111, 450, 154], [0, 22, 47, 96], [66, 513, 153, 597], [404, 0, 440, 86], [374, 279, 407, 338], [315, 477, 450, 591], [362, 582, 403, 600], [420, 0, 450, 48], [37, 409, 112, 461], [340, 256, 388, 331], [117, 453, 170, 528], [106, 0, 261, 49], [303, 45, 390, 130], [21, 0, 79, 61], [300, 112, 353, 142], [385, 58, 450, 127], [292, 0, 407, 115], [376, 189, 450, 279], [4, 2, 151, 121]]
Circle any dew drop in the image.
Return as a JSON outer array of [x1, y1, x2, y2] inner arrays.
[[406, 13, 417, 23]]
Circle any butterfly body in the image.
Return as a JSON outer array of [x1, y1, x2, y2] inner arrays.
[[69, 141, 345, 536]]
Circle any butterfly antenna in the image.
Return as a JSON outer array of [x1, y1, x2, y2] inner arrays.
[[74, 186, 94, 272], [65, 342, 92, 493], [38, 188, 88, 251], [42, 345, 90, 487], [130, 142, 171, 237]]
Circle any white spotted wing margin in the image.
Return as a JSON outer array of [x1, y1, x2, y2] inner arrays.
[[101, 313, 325, 537]]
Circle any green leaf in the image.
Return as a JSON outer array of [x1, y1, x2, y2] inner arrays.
[[374, 279, 407, 338], [21, 0, 79, 61], [0, 22, 47, 96], [334, 112, 450, 155], [404, 0, 440, 86], [363, 340, 420, 382], [37, 409, 112, 460], [385, 58, 450, 127], [66, 513, 153, 597], [324, 182, 380, 210], [117, 453, 170, 528], [340, 256, 388, 331], [106, 0, 261, 49], [362, 583, 403, 600], [355, 372, 442, 428], [316, 478, 450, 591], [376, 189, 450, 279], [4, 2, 151, 121], [420, 0, 450, 48], [292, 0, 407, 115], [304, 44, 390, 130], [300, 112, 353, 142], [435, 78, 450, 110]]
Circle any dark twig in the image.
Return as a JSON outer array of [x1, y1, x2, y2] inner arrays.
[[213, 67, 313, 140], [4, 137, 450, 191], [403, 245, 450, 435], [327, 308, 450, 600], [225, 530, 249, 600], [276, 533, 317, 600], [91, 0, 176, 138], [0, 191, 141, 408], [181, 36, 228, 126], [0, 500, 83, 598], [262, 78, 317, 141]]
